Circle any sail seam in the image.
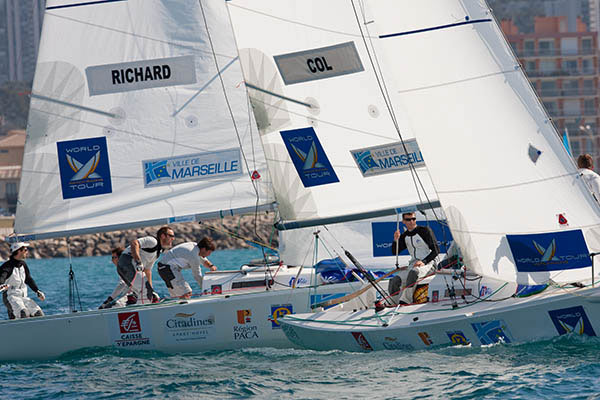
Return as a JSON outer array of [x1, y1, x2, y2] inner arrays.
[[397, 69, 518, 94], [379, 18, 492, 39], [436, 172, 578, 194], [46, 0, 127, 10]]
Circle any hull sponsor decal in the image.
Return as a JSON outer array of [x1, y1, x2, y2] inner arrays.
[[471, 320, 513, 345], [86, 55, 196, 96], [507, 230, 591, 272], [280, 127, 339, 187], [234, 309, 259, 340], [548, 305, 596, 336], [143, 149, 242, 187], [57, 136, 112, 199], [446, 330, 470, 345], [274, 41, 364, 85], [164, 311, 215, 344], [418, 332, 433, 346], [382, 336, 414, 350], [271, 304, 293, 329], [351, 332, 373, 351], [110, 311, 152, 349], [351, 139, 425, 178]]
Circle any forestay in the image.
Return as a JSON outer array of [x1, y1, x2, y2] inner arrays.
[[226, 1, 438, 230], [16, 0, 273, 239], [367, 0, 600, 283]]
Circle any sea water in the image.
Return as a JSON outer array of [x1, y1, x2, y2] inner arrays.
[[1, 249, 600, 399]]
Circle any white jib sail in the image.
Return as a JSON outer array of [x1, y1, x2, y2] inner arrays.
[[226, 0, 439, 229], [16, 0, 274, 239], [367, 0, 600, 284]]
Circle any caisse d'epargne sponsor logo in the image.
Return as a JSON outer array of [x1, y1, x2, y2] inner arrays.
[[115, 312, 150, 347]]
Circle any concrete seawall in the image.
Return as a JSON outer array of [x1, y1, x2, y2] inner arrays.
[[0, 213, 279, 259]]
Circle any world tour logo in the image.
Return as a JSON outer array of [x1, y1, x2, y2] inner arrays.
[[506, 230, 591, 272], [143, 149, 242, 187], [57, 137, 112, 199], [350, 139, 425, 178], [548, 305, 597, 337], [280, 127, 339, 188]]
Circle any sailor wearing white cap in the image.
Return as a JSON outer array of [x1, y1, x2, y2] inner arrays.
[[0, 242, 45, 319]]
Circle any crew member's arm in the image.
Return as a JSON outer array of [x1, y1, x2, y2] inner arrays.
[[144, 266, 153, 287], [202, 258, 217, 272], [420, 227, 440, 265], [23, 263, 44, 301], [391, 230, 407, 255]]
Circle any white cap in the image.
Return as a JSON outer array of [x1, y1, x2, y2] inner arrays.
[[10, 242, 30, 253]]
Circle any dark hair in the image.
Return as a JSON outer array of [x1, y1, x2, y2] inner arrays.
[[111, 247, 124, 257], [578, 154, 594, 169], [402, 212, 416, 219], [157, 226, 173, 238], [198, 237, 216, 251]]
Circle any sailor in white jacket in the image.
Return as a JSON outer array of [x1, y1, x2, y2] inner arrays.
[[0, 242, 45, 319], [157, 237, 218, 299], [578, 154, 600, 201]]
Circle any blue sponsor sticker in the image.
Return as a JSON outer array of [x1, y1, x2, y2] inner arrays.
[[506, 230, 591, 272], [271, 304, 293, 329], [371, 221, 452, 257], [280, 127, 339, 187], [143, 149, 242, 187], [57, 137, 112, 199], [471, 320, 513, 345], [548, 305, 596, 336], [351, 139, 425, 177], [446, 330, 470, 345], [310, 293, 346, 310]]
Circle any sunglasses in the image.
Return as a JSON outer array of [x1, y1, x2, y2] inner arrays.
[[403, 217, 417, 222], [166, 234, 175, 238], [111, 255, 119, 259]]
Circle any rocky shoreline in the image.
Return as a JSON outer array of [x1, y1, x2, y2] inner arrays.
[[0, 213, 279, 259]]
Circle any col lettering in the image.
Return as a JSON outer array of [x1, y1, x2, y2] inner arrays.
[[307, 57, 333, 73]]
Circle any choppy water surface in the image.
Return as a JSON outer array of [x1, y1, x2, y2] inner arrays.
[[1, 251, 600, 399]]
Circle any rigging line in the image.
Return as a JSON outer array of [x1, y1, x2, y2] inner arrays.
[[450, 221, 600, 235], [172, 57, 239, 117], [350, 1, 442, 224], [31, 93, 118, 118], [245, 83, 313, 109], [29, 107, 213, 152], [45, 12, 235, 59], [397, 68, 519, 94], [198, 0, 260, 202], [46, 0, 126, 10], [379, 18, 492, 39], [227, 3, 373, 39], [436, 172, 578, 194]]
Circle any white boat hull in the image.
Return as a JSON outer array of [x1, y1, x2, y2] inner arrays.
[[280, 280, 600, 352]]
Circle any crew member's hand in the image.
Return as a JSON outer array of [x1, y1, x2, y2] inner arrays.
[[99, 296, 114, 309], [394, 230, 401, 241], [134, 259, 144, 272], [36, 290, 46, 301], [151, 292, 160, 303], [209, 265, 217, 272], [414, 260, 424, 267], [0, 284, 7, 292]]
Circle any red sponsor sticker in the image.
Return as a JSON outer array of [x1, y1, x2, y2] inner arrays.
[[118, 312, 141, 333], [237, 309, 252, 324], [351, 332, 373, 351]]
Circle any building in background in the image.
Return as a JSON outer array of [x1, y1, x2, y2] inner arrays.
[[502, 14, 600, 167], [0, 0, 45, 85], [0, 129, 24, 214]]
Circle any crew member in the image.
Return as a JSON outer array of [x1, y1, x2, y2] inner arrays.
[[0, 242, 45, 319], [157, 237, 217, 299], [99, 247, 137, 309], [389, 212, 439, 305], [578, 153, 600, 201], [117, 226, 175, 304]]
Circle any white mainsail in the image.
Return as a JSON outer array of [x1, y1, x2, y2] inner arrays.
[[16, 0, 273, 240], [227, 0, 600, 285], [226, 1, 439, 230]]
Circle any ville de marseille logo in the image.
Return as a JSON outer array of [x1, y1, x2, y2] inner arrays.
[[56, 137, 112, 199]]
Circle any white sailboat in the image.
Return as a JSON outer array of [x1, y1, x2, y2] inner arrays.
[[0, 0, 406, 361], [225, 0, 600, 351]]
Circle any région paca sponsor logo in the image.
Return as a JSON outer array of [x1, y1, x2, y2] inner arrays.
[[233, 309, 259, 340]]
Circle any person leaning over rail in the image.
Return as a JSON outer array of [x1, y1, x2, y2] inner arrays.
[[0, 242, 45, 319], [577, 153, 600, 201], [389, 212, 439, 305], [116, 226, 175, 304], [157, 237, 218, 299], [99, 247, 139, 309]]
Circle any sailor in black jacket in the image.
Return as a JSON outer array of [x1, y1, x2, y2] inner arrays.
[[0, 242, 45, 319], [389, 212, 439, 305]]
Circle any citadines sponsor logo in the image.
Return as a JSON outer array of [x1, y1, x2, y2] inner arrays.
[[143, 149, 242, 187], [86, 55, 197, 96], [280, 127, 339, 188], [506, 230, 591, 272], [164, 312, 215, 344], [114, 312, 151, 348], [57, 136, 112, 199], [351, 139, 425, 178]]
